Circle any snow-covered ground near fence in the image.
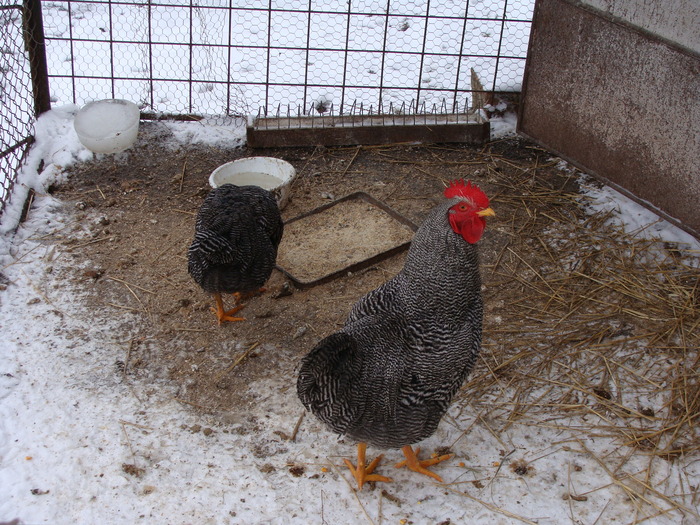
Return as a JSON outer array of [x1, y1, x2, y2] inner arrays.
[[1, 108, 698, 525], [41, 0, 534, 114]]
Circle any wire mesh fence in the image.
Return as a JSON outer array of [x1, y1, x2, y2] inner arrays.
[[1, 3, 38, 219], [42, 0, 533, 118], [1, 0, 533, 218]]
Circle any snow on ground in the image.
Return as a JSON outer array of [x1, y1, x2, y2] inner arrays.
[[40, 0, 534, 115], [579, 178, 700, 254], [1, 109, 699, 525]]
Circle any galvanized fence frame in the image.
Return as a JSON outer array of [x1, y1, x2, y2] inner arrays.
[[1, 0, 532, 217]]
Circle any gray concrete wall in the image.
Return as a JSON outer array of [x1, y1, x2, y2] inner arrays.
[[581, 0, 700, 53], [519, 0, 700, 237]]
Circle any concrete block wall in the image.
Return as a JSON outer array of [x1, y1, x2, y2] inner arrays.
[[518, 0, 700, 238]]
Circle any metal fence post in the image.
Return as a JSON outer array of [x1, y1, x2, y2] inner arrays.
[[23, 0, 51, 117]]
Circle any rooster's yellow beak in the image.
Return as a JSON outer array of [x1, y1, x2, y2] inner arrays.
[[476, 207, 495, 218]]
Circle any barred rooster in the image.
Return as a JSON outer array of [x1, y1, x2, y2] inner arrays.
[[188, 184, 283, 324], [297, 180, 493, 489]]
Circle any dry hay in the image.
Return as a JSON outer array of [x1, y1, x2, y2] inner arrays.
[[453, 146, 700, 522], [325, 140, 700, 522]]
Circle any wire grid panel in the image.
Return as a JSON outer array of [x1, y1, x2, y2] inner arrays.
[[42, 0, 533, 118], [0, 5, 37, 218]]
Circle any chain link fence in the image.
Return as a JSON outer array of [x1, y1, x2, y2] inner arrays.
[[2, 0, 533, 218], [1, 3, 39, 219], [42, 0, 533, 117]]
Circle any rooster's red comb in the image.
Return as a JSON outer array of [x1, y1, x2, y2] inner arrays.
[[444, 179, 490, 208]]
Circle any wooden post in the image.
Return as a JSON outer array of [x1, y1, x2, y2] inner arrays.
[[23, 0, 51, 116]]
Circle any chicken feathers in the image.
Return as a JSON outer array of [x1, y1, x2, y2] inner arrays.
[[297, 182, 492, 488], [188, 184, 283, 323]]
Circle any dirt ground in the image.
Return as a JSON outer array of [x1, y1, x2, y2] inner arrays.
[[49, 122, 560, 424]]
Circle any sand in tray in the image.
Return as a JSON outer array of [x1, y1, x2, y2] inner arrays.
[[277, 197, 414, 283]]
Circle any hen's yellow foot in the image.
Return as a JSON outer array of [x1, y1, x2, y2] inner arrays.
[[394, 445, 453, 482], [344, 442, 393, 490], [212, 293, 246, 324]]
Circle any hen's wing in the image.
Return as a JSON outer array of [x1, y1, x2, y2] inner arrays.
[[195, 184, 282, 249], [335, 294, 481, 448], [346, 274, 405, 324]]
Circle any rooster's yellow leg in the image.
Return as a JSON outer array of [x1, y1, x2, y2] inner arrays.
[[343, 442, 393, 490], [394, 445, 453, 482], [211, 292, 246, 324]]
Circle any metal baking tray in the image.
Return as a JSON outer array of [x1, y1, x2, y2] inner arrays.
[[276, 192, 417, 289]]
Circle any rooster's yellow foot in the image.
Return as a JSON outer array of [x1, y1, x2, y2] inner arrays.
[[344, 442, 393, 490], [394, 445, 453, 482]]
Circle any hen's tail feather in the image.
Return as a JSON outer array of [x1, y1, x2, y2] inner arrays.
[[297, 332, 364, 433]]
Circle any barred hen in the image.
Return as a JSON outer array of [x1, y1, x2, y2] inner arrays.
[[188, 184, 283, 324], [297, 180, 494, 489]]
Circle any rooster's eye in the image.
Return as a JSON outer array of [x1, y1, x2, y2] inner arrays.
[[458, 204, 467, 211]]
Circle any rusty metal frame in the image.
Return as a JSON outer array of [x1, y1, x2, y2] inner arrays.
[[276, 192, 417, 289]]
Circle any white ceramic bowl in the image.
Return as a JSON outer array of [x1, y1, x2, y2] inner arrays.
[[74, 99, 140, 154], [209, 157, 296, 209]]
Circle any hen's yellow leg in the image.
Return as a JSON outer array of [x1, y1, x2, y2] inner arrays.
[[238, 287, 267, 301], [343, 442, 393, 490], [394, 445, 453, 482], [211, 292, 246, 324]]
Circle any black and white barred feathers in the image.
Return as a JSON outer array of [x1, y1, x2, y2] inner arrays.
[[297, 197, 484, 449], [187, 184, 283, 296]]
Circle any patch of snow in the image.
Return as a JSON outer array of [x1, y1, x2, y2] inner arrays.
[[488, 110, 518, 139], [579, 174, 700, 252], [161, 117, 247, 149]]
